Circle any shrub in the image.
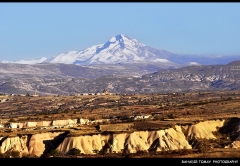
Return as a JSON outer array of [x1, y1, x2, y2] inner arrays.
[[50, 149, 60, 157], [167, 113, 176, 119], [8, 118, 17, 122], [21, 153, 38, 158], [153, 115, 164, 121], [41, 153, 51, 158], [0, 153, 6, 158], [69, 148, 81, 156], [178, 149, 193, 155], [197, 141, 211, 153], [4, 149, 20, 158], [92, 149, 99, 154], [99, 142, 111, 155]]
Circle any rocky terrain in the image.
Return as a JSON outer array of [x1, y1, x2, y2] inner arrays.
[[0, 91, 239, 158], [1, 60, 240, 95], [0, 118, 239, 158]]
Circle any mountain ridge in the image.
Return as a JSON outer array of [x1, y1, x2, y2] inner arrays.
[[1, 60, 240, 95], [45, 34, 175, 66], [1, 34, 240, 67]]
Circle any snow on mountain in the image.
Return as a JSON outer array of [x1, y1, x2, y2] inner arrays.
[[44, 34, 174, 65], [1, 57, 48, 64], [1, 34, 175, 65], [187, 62, 201, 66], [2, 34, 240, 66]]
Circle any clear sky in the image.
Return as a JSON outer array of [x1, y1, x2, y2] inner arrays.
[[1, 2, 240, 61]]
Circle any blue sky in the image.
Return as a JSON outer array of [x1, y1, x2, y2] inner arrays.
[[1, 2, 240, 61]]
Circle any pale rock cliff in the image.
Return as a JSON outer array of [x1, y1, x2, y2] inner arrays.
[[0, 118, 239, 157], [56, 125, 192, 154], [52, 119, 78, 127], [57, 134, 111, 154], [28, 132, 65, 156], [225, 140, 240, 149], [7, 119, 79, 129], [0, 136, 29, 154], [186, 120, 225, 139], [79, 118, 90, 125]]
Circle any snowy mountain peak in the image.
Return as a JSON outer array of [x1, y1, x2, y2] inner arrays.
[[68, 34, 171, 65], [109, 34, 129, 42], [107, 34, 145, 47], [1, 34, 174, 65], [94, 34, 145, 56]]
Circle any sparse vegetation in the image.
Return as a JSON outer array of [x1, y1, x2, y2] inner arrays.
[[0, 91, 239, 158], [68, 148, 81, 156], [49, 149, 61, 157], [2, 149, 20, 158], [21, 153, 38, 158]]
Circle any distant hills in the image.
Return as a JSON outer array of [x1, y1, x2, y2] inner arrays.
[[1, 34, 240, 95], [1, 60, 240, 95]]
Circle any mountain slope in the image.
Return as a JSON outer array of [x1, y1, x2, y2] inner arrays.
[[43, 34, 175, 66]]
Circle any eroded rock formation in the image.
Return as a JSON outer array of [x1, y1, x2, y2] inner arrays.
[[0, 135, 29, 154], [0, 118, 239, 157], [185, 119, 225, 139]]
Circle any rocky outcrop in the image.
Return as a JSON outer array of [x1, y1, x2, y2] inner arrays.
[[5, 118, 112, 129], [57, 134, 111, 154], [79, 118, 90, 125], [225, 140, 240, 149], [7, 121, 52, 128], [0, 118, 239, 157], [26, 121, 52, 128], [52, 119, 78, 127], [6, 119, 79, 129], [57, 125, 192, 154], [28, 132, 66, 157], [0, 135, 29, 154], [0, 132, 66, 157], [0, 98, 8, 103], [185, 119, 225, 139]]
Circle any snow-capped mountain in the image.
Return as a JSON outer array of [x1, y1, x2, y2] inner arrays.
[[43, 34, 175, 65], [186, 62, 201, 66], [2, 34, 240, 66], [1, 57, 48, 65]]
